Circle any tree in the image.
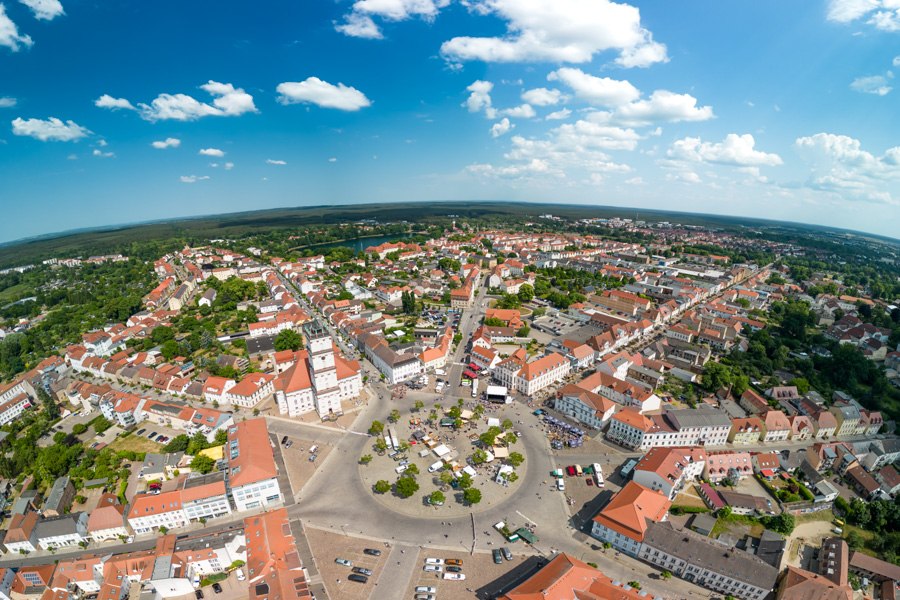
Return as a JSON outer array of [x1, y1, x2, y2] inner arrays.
[[274, 329, 303, 352], [661, 570, 672, 580], [359, 454, 373, 465], [790, 377, 811, 395], [405, 463, 420, 475], [508, 452, 524, 467], [457, 472, 473, 489], [37, 386, 60, 421], [516, 325, 531, 337], [163, 434, 190, 453], [374, 438, 388, 453], [760, 513, 795, 535], [463, 487, 482, 505], [72, 423, 88, 435], [395, 476, 419, 498], [92, 416, 112, 434], [517, 284, 534, 303], [479, 426, 502, 447], [472, 449, 488, 465], [505, 432, 518, 445], [190, 454, 215, 474], [439, 470, 454, 488], [702, 361, 733, 392], [501, 418, 514, 431], [429, 490, 445, 505], [388, 409, 401, 423], [368, 420, 385, 436], [374, 480, 391, 494], [414, 400, 424, 412]]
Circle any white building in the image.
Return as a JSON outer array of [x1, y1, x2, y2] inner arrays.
[[0, 393, 32, 426], [554, 384, 617, 430], [227, 419, 284, 512], [512, 352, 571, 396], [632, 447, 707, 500], [35, 513, 89, 550]]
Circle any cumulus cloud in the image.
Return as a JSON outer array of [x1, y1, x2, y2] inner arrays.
[[199, 147, 225, 157], [608, 90, 714, 126], [94, 94, 135, 111], [827, 0, 900, 31], [545, 108, 572, 120], [180, 175, 210, 183], [266, 159, 287, 165], [500, 103, 536, 118], [109, 81, 258, 121], [11, 116, 90, 141], [666, 170, 701, 184], [224, 162, 234, 170], [336, 0, 450, 39], [850, 74, 893, 96], [441, 0, 667, 68], [490, 117, 513, 138], [548, 68, 640, 106], [276, 77, 371, 111], [328, 157, 338, 162], [0, 5, 33, 51], [795, 132, 900, 204], [0, 97, 16, 108], [151, 137, 180, 149], [668, 134, 783, 167], [521, 87, 564, 106], [463, 80, 496, 118], [92, 148, 114, 158], [19, 0, 64, 20]]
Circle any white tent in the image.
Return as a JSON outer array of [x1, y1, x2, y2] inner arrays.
[[433, 444, 452, 458]]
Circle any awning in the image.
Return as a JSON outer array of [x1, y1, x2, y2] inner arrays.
[[463, 370, 477, 379], [760, 469, 776, 477]]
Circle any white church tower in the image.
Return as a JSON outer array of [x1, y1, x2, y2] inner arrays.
[[304, 320, 342, 417]]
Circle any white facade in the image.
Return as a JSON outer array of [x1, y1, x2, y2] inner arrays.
[[231, 477, 282, 512], [4, 538, 36, 554], [129, 508, 187, 535], [182, 493, 232, 522], [590, 522, 643, 556], [89, 524, 129, 543], [554, 393, 615, 430], [0, 394, 32, 426]]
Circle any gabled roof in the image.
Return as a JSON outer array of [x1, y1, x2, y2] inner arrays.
[[228, 419, 278, 488], [592, 481, 671, 542]]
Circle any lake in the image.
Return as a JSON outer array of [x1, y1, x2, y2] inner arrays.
[[308, 232, 416, 253]]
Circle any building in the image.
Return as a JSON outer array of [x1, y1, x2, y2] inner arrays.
[[729, 417, 764, 445], [225, 373, 275, 408], [819, 537, 848, 587], [704, 451, 753, 484], [42, 476, 75, 518], [512, 352, 571, 396], [244, 509, 312, 600], [553, 384, 617, 430], [776, 566, 852, 600], [830, 404, 861, 438], [762, 410, 792, 442], [87, 493, 129, 543], [35, 513, 89, 550], [4, 512, 39, 553], [632, 447, 707, 500], [590, 481, 671, 556], [666, 409, 732, 447], [227, 419, 283, 512], [639, 522, 778, 600], [275, 321, 362, 418], [128, 474, 231, 534], [606, 407, 660, 450], [498, 553, 652, 600]]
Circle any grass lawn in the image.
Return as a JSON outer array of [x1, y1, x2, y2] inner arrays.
[[673, 490, 708, 509], [108, 434, 162, 454], [712, 513, 765, 538], [794, 509, 835, 525], [0, 282, 31, 304]]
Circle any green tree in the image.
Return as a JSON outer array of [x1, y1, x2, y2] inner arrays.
[[414, 400, 424, 412], [501, 418, 514, 431], [163, 434, 191, 453], [374, 480, 391, 494], [374, 438, 388, 453], [388, 409, 401, 423], [439, 471, 454, 488], [395, 476, 419, 498], [405, 463, 420, 476], [702, 362, 733, 392], [517, 284, 534, 303], [790, 377, 811, 395], [429, 490, 445, 505], [457, 472, 473, 489], [274, 329, 303, 352], [190, 454, 215, 474], [479, 426, 502, 447], [359, 454, 373, 465], [368, 420, 385, 436], [37, 387, 60, 421], [92, 416, 113, 434], [463, 487, 482, 505], [472, 449, 488, 465], [508, 452, 524, 467]]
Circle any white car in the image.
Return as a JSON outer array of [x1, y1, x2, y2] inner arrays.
[[235, 569, 245, 581], [423, 565, 443, 573], [443, 572, 466, 580], [415, 586, 437, 594], [424, 558, 444, 565]]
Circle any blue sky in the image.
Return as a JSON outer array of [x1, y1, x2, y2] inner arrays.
[[1, 0, 899, 243]]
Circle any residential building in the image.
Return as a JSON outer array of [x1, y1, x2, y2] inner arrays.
[[128, 474, 230, 534], [553, 383, 617, 430], [42, 476, 75, 518], [639, 522, 778, 600], [729, 417, 764, 445], [225, 373, 275, 408], [762, 410, 791, 442], [590, 481, 671, 556], [227, 419, 283, 512], [829, 404, 861, 438], [498, 553, 649, 600], [512, 352, 571, 396], [606, 407, 660, 450], [753, 452, 782, 478], [87, 493, 129, 543], [244, 509, 312, 600], [4, 512, 39, 553], [632, 447, 707, 500], [35, 513, 89, 550], [704, 451, 753, 484]]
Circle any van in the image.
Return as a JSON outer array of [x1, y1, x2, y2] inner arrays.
[[395, 464, 408, 475], [574, 464, 583, 477], [833, 527, 843, 535], [428, 461, 444, 473], [309, 445, 318, 454], [557, 478, 565, 491]]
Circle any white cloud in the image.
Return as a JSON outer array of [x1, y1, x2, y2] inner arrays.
[[521, 87, 564, 106], [548, 68, 640, 106], [92, 149, 114, 158], [490, 117, 513, 138], [827, 0, 900, 31], [624, 176, 644, 185], [266, 159, 287, 165], [11, 116, 90, 141], [180, 175, 210, 183], [545, 108, 572, 120], [0, 5, 33, 51], [336, 0, 450, 39], [795, 132, 900, 204], [19, 0, 64, 21], [276, 77, 371, 111], [668, 133, 783, 167], [328, 157, 338, 162], [467, 158, 552, 178], [151, 137, 180, 149], [850, 74, 892, 95], [199, 147, 225, 157], [0, 97, 15, 108], [500, 103, 536, 118], [135, 81, 257, 121], [441, 0, 667, 68], [94, 94, 136, 111], [224, 162, 234, 170], [666, 170, 701, 184], [610, 90, 714, 126], [894, 55, 900, 67], [463, 80, 496, 118]]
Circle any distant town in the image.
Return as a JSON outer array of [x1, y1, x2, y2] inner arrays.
[[0, 211, 897, 600]]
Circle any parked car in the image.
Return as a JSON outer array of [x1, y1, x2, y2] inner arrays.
[[352, 567, 372, 576], [136, 428, 146, 436], [502, 547, 513, 561], [586, 478, 593, 486], [235, 569, 245, 581], [446, 565, 462, 573], [424, 558, 444, 565], [308, 454, 318, 462], [415, 586, 437, 594], [443, 573, 466, 580], [423, 565, 442, 573], [565, 465, 576, 476], [211, 583, 222, 594], [335, 558, 352, 567], [414, 595, 435, 600], [281, 435, 289, 445], [348, 574, 369, 584], [194, 591, 203, 600], [363, 548, 382, 556], [492, 549, 503, 564], [445, 558, 463, 566], [285, 440, 293, 448]]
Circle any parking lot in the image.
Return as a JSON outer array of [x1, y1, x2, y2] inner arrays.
[[306, 527, 391, 600], [404, 546, 529, 599], [280, 436, 333, 495]]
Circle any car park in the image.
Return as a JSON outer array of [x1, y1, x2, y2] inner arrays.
[[423, 565, 442, 573], [415, 586, 436, 594], [443, 573, 466, 580], [348, 574, 369, 584], [492, 549, 503, 564], [335, 558, 352, 567], [352, 567, 372, 576], [363, 548, 382, 556]]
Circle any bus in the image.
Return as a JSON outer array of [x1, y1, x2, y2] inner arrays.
[[592, 463, 604, 487], [471, 378, 479, 398]]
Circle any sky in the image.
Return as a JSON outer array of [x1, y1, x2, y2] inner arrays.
[[1, 0, 899, 243]]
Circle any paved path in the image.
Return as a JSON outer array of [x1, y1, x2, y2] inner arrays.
[[372, 543, 419, 600]]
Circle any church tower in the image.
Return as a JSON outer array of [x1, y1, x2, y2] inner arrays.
[[304, 320, 338, 394]]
